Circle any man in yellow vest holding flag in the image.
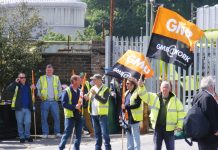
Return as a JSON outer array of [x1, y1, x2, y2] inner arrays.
[[84, 74, 111, 150], [138, 80, 186, 150], [59, 75, 83, 150], [36, 64, 62, 138]]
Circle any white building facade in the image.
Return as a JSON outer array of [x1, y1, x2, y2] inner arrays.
[[0, 0, 87, 37], [196, 4, 218, 30]]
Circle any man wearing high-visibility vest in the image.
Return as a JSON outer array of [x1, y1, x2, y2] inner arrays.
[[7, 73, 34, 143], [138, 80, 186, 150], [121, 77, 143, 150], [84, 74, 111, 150], [36, 64, 62, 138], [59, 75, 83, 150], [79, 72, 94, 138]]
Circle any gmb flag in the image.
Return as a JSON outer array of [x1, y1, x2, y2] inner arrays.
[[147, 7, 204, 70], [106, 50, 154, 79]]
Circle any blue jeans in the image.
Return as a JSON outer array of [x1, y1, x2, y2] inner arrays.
[[59, 117, 83, 150], [91, 115, 111, 150], [126, 122, 140, 150], [15, 108, 31, 139], [41, 100, 60, 135], [154, 125, 175, 150]]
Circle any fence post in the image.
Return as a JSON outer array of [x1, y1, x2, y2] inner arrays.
[[105, 36, 111, 86]]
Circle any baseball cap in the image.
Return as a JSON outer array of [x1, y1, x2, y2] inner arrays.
[[90, 74, 102, 80]]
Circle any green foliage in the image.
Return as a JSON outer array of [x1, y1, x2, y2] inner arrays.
[[82, 0, 216, 37], [74, 26, 104, 41], [43, 31, 67, 41], [0, 3, 44, 98]]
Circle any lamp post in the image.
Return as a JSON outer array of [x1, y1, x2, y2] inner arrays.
[[146, 0, 149, 36], [150, 0, 154, 36], [140, 27, 143, 53]]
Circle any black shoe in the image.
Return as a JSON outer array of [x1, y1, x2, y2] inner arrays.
[[20, 138, 25, 143], [26, 137, 33, 142]]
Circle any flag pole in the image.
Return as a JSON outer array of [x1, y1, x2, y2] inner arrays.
[[69, 127, 75, 150], [121, 78, 126, 150], [32, 70, 37, 140]]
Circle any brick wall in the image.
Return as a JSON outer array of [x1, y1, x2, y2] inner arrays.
[[40, 40, 105, 83]]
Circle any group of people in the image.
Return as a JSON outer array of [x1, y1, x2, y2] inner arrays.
[[7, 63, 218, 150], [7, 64, 63, 143]]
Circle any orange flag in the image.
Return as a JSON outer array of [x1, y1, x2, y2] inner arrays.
[[147, 7, 204, 70], [107, 50, 154, 79]]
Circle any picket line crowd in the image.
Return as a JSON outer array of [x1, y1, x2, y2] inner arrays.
[[7, 64, 218, 150]]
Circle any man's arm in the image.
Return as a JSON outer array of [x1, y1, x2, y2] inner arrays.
[[57, 78, 62, 99], [95, 88, 110, 104], [125, 95, 141, 109], [61, 91, 76, 111], [6, 81, 18, 92], [138, 85, 157, 106], [36, 79, 42, 97], [176, 98, 186, 129]]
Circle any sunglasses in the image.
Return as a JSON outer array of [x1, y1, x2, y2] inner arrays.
[[19, 77, 26, 79]]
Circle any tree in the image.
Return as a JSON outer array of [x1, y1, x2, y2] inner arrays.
[[0, 3, 45, 100], [74, 26, 105, 41], [43, 31, 67, 41], [82, 0, 216, 37]]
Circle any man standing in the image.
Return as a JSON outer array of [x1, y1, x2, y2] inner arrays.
[[59, 75, 83, 150], [36, 64, 62, 138], [7, 73, 33, 143], [138, 80, 186, 150], [84, 74, 111, 150], [192, 76, 218, 150]]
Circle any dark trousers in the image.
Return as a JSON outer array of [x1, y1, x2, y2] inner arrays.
[[198, 141, 218, 150], [154, 125, 175, 150], [59, 117, 83, 150]]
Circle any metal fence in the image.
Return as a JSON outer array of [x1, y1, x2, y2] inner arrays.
[[105, 36, 218, 110]]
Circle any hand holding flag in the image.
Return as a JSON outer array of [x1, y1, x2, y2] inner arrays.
[[77, 73, 87, 112], [138, 72, 144, 87]]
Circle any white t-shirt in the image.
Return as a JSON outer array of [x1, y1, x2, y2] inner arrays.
[[91, 85, 103, 116]]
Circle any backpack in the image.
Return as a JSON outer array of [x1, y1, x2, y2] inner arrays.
[[183, 102, 210, 144]]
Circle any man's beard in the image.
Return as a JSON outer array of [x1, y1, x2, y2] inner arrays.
[[162, 93, 169, 99]]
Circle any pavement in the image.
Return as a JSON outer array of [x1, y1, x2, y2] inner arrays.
[[0, 133, 198, 150]]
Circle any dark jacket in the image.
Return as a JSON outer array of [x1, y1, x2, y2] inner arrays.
[[7, 81, 33, 111], [156, 92, 174, 128], [192, 90, 218, 144]]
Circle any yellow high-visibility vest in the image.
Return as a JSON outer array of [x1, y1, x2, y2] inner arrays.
[[85, 81, 91, 91], [125, 89, 143, 121], [88, 85, 109, 115], [11, 86, 19, 108], [39, 75, 59, 101], [138, 86, 186, 131], [64, 87, 74, 118]]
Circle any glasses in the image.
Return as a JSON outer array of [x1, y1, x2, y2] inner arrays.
[[19, 77, 26, 79]]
